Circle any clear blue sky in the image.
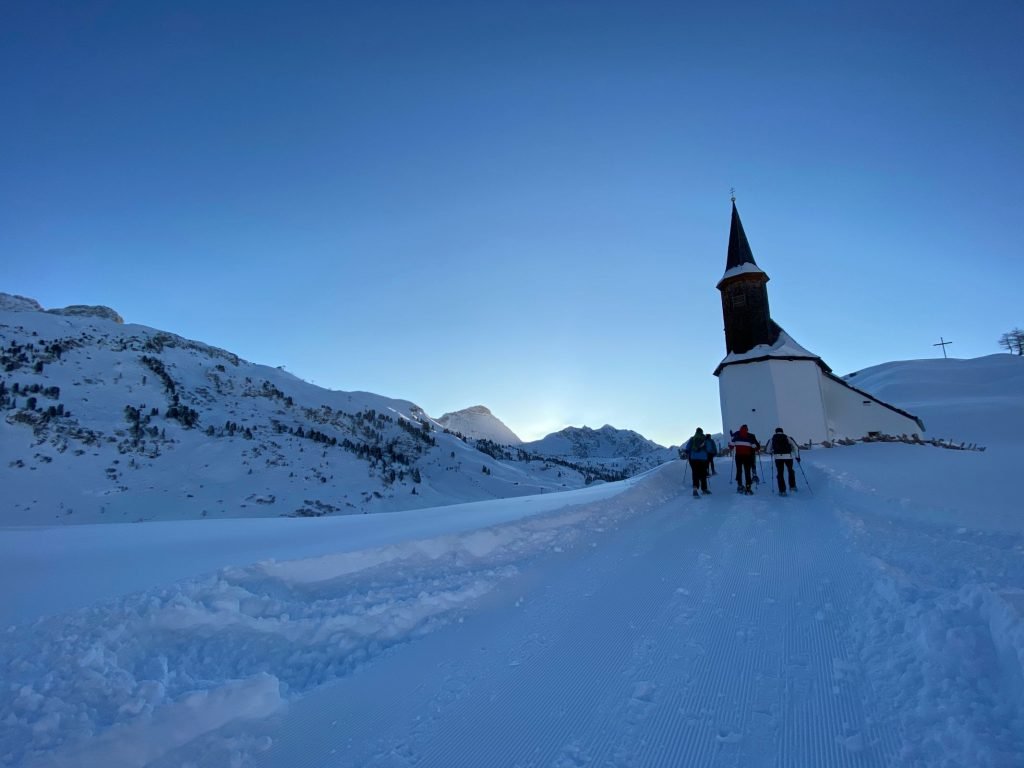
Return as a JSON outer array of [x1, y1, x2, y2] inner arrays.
[[3, 1, 1022, 446]]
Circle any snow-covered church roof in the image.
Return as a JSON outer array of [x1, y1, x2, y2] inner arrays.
[[718, 262, 766, 284], [714, 325, 826, 376]]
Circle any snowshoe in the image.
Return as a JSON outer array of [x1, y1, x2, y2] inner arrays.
[[779, 491, 787, 497], [702, 488, 712, 495]]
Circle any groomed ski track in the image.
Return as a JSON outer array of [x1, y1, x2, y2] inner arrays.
[[244, 461, 909, 768]]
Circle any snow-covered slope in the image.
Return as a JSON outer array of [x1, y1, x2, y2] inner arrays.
[[1, 299, 684, 526], [843, 354, 1024, 447], [436, 405, 522, 445], [0, 306, 601, 525], [1, 354, 1022, 767]]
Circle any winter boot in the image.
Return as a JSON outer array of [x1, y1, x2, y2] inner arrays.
[[693, 489, 700, 498]]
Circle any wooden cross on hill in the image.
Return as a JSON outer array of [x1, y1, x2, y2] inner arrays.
[[933, 336, 953, 359]]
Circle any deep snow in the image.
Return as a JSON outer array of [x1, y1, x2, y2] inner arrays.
[[1, 354, 1022, 767], [0, 306, 671, 526]]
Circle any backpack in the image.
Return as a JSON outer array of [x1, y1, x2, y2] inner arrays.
[[771, 433, 790, 454], [691, 435, 707, 453]]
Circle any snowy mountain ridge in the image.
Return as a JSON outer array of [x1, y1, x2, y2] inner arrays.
[[0, 291, 124, 323], [525, 423, 674, 459], [0, 299, 667, 525], [436, 405, 523, 445]]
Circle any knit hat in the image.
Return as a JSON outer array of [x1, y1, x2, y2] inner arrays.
[[775, 427, 784, 433]]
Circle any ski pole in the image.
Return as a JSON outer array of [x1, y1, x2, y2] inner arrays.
[[797, 457, 812, 496]]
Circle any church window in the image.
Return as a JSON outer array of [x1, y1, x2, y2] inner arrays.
[[731, 293, 746, 308]]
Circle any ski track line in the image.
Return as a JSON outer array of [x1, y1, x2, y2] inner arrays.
[[245, 475, 905, 768], [248, 491, 720, 768], [780, 492, 903, 767], [365, 495, 719, 768]]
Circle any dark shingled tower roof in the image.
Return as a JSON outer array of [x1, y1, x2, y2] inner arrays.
[[726, 201, 757, 270]]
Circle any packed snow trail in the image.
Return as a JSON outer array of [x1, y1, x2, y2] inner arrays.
[[237, 467, 903, 768], [9, 458, 1022, 767]]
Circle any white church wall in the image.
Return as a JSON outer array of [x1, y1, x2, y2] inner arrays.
[[767, 359, 830, 445], [719, 360, 829, 445], [820, 376, 923, 440], [719, 363, 779, 443]]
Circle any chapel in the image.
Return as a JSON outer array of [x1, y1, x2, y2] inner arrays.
[[714, 200, 925, 445]]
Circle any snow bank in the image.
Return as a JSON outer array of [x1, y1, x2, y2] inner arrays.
[[814, 437, 1024, 766], [0, 474, 641, 626], [808, 442, 1018, 533], [859, 583, 1024, 765], [0, 465, 681, 767], [24, 675, 283, 768]]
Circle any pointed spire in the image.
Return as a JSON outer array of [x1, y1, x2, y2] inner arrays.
[[725, 201, 757, 270], [716, 198, 775, 354]]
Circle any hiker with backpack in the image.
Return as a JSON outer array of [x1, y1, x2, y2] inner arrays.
[[769, 427, 801, 496], [706, 435, 718, 475], [680, 427, 713, 498], [728, 425, 760, 494]]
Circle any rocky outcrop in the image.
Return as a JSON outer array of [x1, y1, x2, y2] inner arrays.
[[47, 305, 124, 324], [0, 293, 124, 324]]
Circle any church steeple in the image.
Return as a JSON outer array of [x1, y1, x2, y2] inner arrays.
[[716, 201, 778, 355], [725, 200, 757, 271]]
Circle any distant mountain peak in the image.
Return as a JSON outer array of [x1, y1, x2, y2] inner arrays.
[[0, 293, 44, 313], [524, 424, 666, 459], [437, 406, 521, 445], [48, 304, 124, 324], [0, 292, 124, 323]]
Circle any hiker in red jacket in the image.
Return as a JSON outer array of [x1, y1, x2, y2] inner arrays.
[[728, 425, 760, 494]]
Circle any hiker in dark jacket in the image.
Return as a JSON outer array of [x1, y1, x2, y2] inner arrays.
[[680, 427, 713, 497], [769, 427, 801, 495], [728, 424, 760, 494], [707, 435, 718, 475]]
